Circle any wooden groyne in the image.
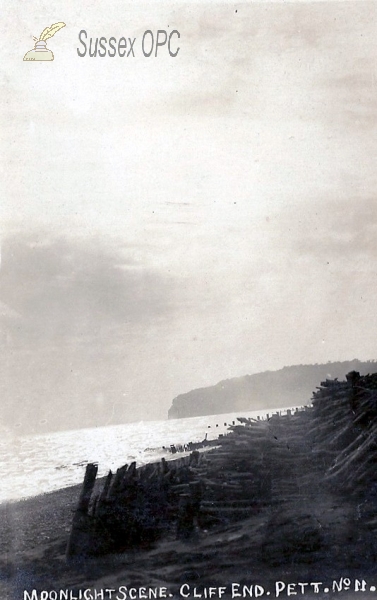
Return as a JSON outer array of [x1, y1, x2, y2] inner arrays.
[[66, 451, 205, 558], [66, 412, 309, 558], [67, 371, 377, 560]]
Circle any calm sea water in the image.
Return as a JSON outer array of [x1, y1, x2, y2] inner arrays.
[[0, 406, 301, 503]]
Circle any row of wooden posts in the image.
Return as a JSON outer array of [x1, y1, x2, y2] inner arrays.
[[67, 372, 377, 558], [66, 409, 310, 558], [67, 412, 282, 558], [66, 451, 205, 558], [66, 411, 310, 558]]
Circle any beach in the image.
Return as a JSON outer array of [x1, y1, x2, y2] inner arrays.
[[0, 471, 357, 600], [3, 387, 377, 600]]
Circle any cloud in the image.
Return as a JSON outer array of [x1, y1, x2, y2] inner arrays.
[[287, 197, 377, 267], [0, 230, 182, 434], [0, 231, 175, 344]]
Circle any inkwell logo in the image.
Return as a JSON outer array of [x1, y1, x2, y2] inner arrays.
[[23, 22, 66, 61]]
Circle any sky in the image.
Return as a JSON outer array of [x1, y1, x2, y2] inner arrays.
[[1, 0, 377, 435]]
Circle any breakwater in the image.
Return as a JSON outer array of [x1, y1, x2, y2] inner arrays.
[[67, 371, 377, 567]]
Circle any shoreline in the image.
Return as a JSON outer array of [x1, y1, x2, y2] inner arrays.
[[0, 406, 304, 506], [0, 410, 258, 506], [2, 385, 377, 599]]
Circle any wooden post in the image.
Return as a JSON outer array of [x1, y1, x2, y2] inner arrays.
[[66, 463, 98, 559], [77, 463, 98, 513]]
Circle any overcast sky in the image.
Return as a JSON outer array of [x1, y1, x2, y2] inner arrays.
[[1, 0, 377, 435]]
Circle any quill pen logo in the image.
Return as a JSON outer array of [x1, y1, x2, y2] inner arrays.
[[23, 22, 66, 61]]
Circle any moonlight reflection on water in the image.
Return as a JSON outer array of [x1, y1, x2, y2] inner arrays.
[[0, 407, 300, 503]]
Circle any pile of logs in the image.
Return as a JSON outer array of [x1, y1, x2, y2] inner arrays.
[[311, 371, 377, 495], [196, 421, 272, 528]]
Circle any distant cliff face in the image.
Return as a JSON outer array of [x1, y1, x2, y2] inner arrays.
[[168, 360, 376, 419]]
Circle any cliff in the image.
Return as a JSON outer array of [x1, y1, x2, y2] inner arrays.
[[168, 359, 376, 419]]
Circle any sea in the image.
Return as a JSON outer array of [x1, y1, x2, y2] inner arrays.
[[0, 406, 303, 504]]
